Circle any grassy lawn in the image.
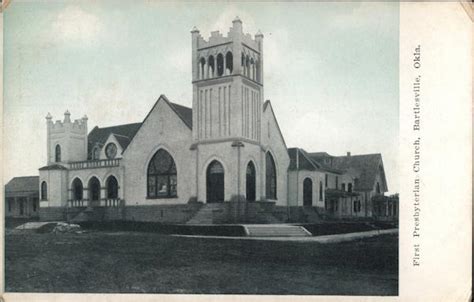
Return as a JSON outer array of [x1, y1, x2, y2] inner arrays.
[[5, 231, 398, 295]]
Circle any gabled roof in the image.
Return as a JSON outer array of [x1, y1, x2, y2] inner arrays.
[[5, 176, 39, 193], [263, 100, 288, 150], [288, 148, 321, 171], [309, 152, 387, 191], [88, 123, 142, 157], [88, 95, 193, 158]]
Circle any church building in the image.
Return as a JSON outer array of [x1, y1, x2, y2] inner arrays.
[[37, 18, 397, 224]]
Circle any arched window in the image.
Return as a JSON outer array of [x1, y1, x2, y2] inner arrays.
[[41, 181, 48, 200], [208, 55, 215, 78], [72, 178, 83, 200], [216, 53, 224, 76], [265, 152, 277, 199], [245, 55, 250, 77], [246, 161, 256, 201], [199, 57, 206, 79], [250, 58, 255, 80], [147, 149, 177, 198], [225, 51, 233, 75], [92, 147, 100, 160], [55, 144, 61, 162], [319, 181, 323, 201], [255, 60, 260, 82], [106, 176, 118, 199], [376, 182, 381, 194]]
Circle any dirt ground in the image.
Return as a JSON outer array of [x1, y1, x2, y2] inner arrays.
[[5, 230, 398, 295]]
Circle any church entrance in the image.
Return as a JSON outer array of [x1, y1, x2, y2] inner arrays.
[[246, 162, 256, 201], [303, 178, 313, 206], [88, 177, 101, 207], [206, 160, 224, 203]]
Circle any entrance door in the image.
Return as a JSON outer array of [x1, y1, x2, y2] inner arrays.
[[88, 177, 101, 206], [246, 162, 256, 201], [303, 178, 313, 206], [207, 160, 224, 203]]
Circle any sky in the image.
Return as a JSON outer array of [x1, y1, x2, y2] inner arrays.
[[3, 1, 400, 193]]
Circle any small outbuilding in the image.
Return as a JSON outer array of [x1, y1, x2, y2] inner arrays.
[[5, 176, 40, 218]]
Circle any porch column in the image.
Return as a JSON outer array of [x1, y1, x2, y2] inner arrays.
[[101, 187, 107, 206]]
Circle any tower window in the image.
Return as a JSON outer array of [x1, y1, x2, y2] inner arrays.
[[208, 55, 215, 78], [199, 57, 206, 80], [225, 51, 233, 75], [55, 144, 61, 162], [216, 53, 224, 77]]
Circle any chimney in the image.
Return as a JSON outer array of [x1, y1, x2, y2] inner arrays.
[[347, 152, 351, 157]]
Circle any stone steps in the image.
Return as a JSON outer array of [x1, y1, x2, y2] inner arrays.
[[186, 203, 223, 224], [244, 225, 312, 237]]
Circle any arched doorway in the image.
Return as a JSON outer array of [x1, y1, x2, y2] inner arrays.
[[88, 177, 101, 206], [207, 160, 224, 203], [106, 176, 118, 199], [246, 162, 256, 201], [72, 178, 83, 200], [303, 178, 313, 206]]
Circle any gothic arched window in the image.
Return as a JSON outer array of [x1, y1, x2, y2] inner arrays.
[[41, 181, 48, 200], [265, 152, 277, 199], [106, 176, 119, 199], [55, 144, 61, 162], [216, 53, 224, 76], [199, 57, 206, 79], [225, 51, 233, 75], [147, 149, 177, 198], [208, 55, 215, 78]]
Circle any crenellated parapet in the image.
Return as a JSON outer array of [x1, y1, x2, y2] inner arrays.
[[45, 111, 89, 164], [191, 17, 263, 83]]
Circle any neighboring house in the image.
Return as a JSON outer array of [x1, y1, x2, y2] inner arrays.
[[35, 19, 396, 224], [5, 176, 40, 218]]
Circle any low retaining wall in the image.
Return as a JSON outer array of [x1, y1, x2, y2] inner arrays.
[[39, 207, 66, 221], [123, 203, 202, 223]]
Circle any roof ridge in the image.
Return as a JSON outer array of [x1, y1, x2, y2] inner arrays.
[[94, 122, 142, 130]]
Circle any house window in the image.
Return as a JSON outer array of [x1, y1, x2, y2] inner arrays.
[[335, 176, 339, 189], [325, 174, 328, 187], [376, 182, 381, 194], [348, 183, 353, 192], [106, 176, 119, 199], [41, 181, 48, 200], [7, 198, 12, 212], [319, 181, 323, 201], [147, 149, 177, 198], [265, 152, 277, 199], [341, 183, 346, 191], [55, 145, 61, 162]]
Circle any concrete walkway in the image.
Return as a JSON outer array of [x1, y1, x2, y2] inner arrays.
[[171, 228, 398, 243]]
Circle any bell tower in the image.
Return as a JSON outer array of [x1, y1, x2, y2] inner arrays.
[[191, 17, 264, 142]]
